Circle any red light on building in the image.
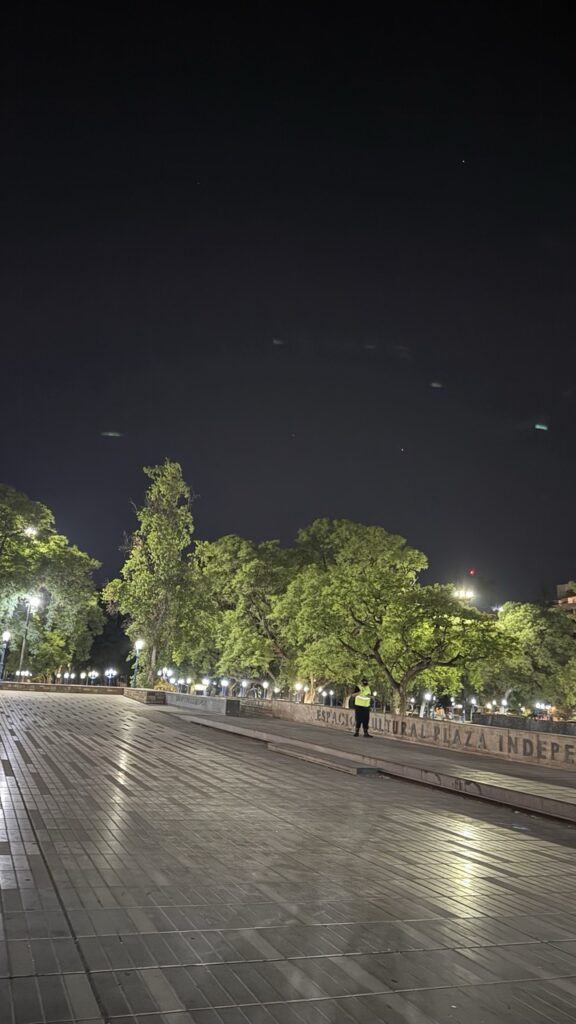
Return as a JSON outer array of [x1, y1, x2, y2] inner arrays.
[[468, 568, 476, 576]]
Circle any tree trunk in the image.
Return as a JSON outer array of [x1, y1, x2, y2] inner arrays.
[[146, 644, 157, 687]]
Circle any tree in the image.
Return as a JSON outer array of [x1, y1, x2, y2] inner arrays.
[[272, 519, 506, 710], [177, 536, 297, 687], [470, 603, 576, 707], [273, 519, 431, 704], [0, 484, 103, 676], [103, 461, 193, 685], [375, 586, 503, 712], [0, 485, 56, 620]]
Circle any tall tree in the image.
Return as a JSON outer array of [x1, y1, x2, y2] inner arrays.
[[470, 602, 576, 707], [0, 484, 103, 676], [176, 536, 296, 686], [273, 519, 429, 703], [0, 484, 55, 620], [103, 461, 193, 685]]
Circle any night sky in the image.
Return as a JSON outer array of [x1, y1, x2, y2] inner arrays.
[[2, 4, 575, 603]]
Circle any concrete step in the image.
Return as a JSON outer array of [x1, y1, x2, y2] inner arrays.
[[267, 743, 379, 775]]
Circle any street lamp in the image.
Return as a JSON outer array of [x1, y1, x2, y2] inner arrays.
[[18, 595, 41, 673], [80, 672, 86, 684], [241, 679, 248, 696], [88, 671, 99, 685], [220, 678, 229, 697], [423, 691, 432, 717], [273, 686, 281, 698], [294, 682, 302, 702], [131, 639, 145, 688], [329, 689, 334, 706], [0, 631, 11, 681], [262, 681, 269, 698], [105, 668, 117, 687]]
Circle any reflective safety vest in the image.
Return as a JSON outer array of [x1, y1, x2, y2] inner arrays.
[[354, 685, 372, 707]]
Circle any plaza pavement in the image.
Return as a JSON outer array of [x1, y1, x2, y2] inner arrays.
[[1, 691, 576, 1023], [155, 705, 576, 823]]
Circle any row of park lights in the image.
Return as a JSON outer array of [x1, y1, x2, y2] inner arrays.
[[55, 669, 119, 684]]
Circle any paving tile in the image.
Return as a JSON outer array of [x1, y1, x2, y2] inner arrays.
[[2, 692, 576, 1024]]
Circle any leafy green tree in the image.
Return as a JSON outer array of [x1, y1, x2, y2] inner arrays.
[[273, 519, 430, 705], [103, 461, 193, 685], [470, 603, 576, 707], [0, 485, 103, 675], [0, 485, 56, 619], [376, 586, 502, 711], [177, 536, 297, 687]]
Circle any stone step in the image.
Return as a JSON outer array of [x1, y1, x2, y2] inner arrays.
[[267, 743, 379, 775]]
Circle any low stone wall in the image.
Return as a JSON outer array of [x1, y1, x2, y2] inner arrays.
[[123, 688, 166, 704], [0, 682, 125, 695], [475, 713, 576, 736], [238, 698, 576, 770], [164, 693, 240, 715]]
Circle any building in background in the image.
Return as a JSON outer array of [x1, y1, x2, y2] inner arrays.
[[557, 582, 576, 616]]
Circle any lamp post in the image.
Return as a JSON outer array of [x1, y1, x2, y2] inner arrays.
[[294, 682, 302, 703], [262, 681, 269, 698], [241, 679, 248, 697], [423, 691, 433, 718], [470, 697, 477, 721], [329, 689, 334, 707], [273, 686, 281, 698], [132, 639, 145, 688], [105, 668, 117, 687], [88, 670, 99, 685], [0, 631, 10, 681], [18, 595, 41, 673]]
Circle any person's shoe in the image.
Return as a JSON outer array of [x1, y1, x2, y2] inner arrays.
[[363, 733, 372, 738], [353, 731, 359, 737]]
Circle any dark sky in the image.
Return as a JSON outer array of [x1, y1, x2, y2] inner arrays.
[[2, 3, 575, 603]]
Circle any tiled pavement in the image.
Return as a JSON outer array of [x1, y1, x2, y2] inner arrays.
[[1, 695, 576, 1022], [162, 708, 576, 815]]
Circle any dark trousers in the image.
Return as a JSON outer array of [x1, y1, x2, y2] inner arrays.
[[354, 706, 370, 734]]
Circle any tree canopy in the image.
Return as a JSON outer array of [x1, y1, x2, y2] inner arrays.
[[0, 484, 103, 677], [103, 461, 194, 685]]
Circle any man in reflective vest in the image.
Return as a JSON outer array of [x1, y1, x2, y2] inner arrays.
[[352, 682, 373, 737]]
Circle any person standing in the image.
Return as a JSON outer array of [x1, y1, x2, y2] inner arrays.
[[353, 681, 373, 737]]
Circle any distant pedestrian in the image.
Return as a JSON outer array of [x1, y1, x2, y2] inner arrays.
[[352, 681, 373, 737]]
